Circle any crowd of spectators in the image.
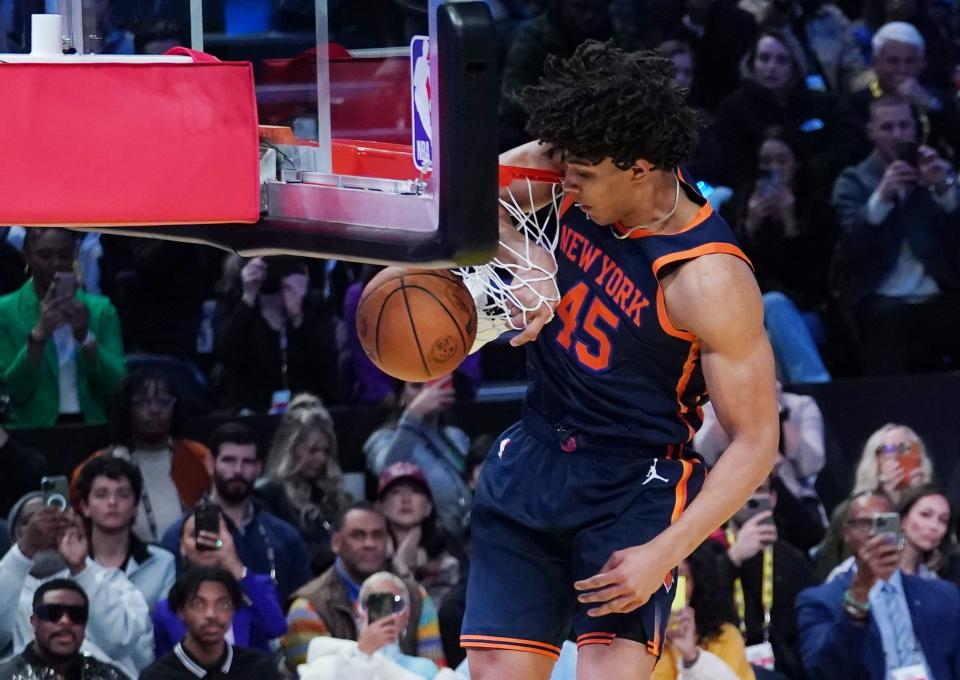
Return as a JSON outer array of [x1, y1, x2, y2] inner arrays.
[[1, 0, 960, 678]]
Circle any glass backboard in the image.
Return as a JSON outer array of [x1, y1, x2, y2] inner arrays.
[[4, 0, 500, 267]]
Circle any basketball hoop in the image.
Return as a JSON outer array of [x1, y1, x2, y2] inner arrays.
[[453, 165, 564, 353]]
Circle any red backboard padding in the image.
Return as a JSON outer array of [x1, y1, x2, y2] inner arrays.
[[0, 59, 261, 226]]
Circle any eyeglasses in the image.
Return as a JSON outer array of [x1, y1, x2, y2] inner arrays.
[[34, 604, 88, 625], [131, 396, 176, 411], [875, 442, 914, 455]]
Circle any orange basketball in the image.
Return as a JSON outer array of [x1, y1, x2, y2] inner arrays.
[[356, 267, 477, 381]]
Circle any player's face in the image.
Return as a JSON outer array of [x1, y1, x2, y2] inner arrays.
[[752, 36, 794, 91], [562, 158, 637, 226], [873, 40, 924, 91]]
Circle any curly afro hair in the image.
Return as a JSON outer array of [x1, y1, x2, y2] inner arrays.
[[514, 40, 700, 171]]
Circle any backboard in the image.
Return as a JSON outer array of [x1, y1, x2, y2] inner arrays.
[[5, 0, 500, 267]]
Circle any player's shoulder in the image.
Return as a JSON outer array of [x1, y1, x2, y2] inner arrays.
[[661, 251, 763, 341]]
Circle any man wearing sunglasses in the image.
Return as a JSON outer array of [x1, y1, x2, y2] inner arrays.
[[0, 578, 127, 679]]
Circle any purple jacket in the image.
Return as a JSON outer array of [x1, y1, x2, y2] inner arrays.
[[153, 571, 288, 655]]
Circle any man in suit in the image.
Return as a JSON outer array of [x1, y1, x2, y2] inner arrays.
[[796, 491, 960, 679]]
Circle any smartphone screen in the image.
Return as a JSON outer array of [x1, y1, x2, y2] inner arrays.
[[52, 272, 77, 300], [365, 592, 400, 623], [872, 512, 901, 540], [894, 141, 919, 166], [41, 476, 70, 511], [194, 503, 221, 551]]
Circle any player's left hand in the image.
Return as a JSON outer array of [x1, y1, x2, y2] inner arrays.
[[574, 544, 670, 617]]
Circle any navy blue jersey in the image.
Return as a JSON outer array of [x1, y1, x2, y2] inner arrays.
[[523, 174, 751, 451]]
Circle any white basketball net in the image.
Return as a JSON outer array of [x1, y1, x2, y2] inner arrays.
[[453, 171, 563, 353]]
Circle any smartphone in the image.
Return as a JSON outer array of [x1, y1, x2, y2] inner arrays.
[[894, 140, 919, 167], [41, 476, 70, 511], [757, 168, 781, 199], [736, 494, 775, 526], [897, 442, 923, 488], [51, 271, 77, 300], [872, 512, 901, 541], [365, 592, 401, 623], [194, 503, 221, 551], [671, 574, 688, 613]]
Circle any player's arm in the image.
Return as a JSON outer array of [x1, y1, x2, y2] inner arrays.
[[575, 254, 778, 615], [660, 254, 779, 561], [497, 140, 565, 345]]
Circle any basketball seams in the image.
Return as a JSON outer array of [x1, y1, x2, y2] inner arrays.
[[356, 267, 476, 381], [399, 277, 433, 377], [398, 283, 469, 355]]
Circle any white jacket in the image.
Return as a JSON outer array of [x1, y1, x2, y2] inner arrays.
[[0, 544, 154, 679], [298, 637, 463, 680]]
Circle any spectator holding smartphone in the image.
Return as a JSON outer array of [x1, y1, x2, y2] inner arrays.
[[797, 491, 960, 680], [816, 423, 933, 581], [365, 380, 472, 538], [0, 227, 126, 427], [0, 492, 153, 677], [715, 476, 813, 678], [152, 509, 287, 656], [832, 94, 960, 375], [724, 127, 836, 385], [298, 571, 457, 680], [161, 422, 312, 604], [213, 255, 341, 413]]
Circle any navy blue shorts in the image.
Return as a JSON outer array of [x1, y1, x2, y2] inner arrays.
[[460, 416, 706, 661]]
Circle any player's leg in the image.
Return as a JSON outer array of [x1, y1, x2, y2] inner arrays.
[[577, 638, 658, 679], [467, 648, 556, 680], [570, 456, 707, 680], [461, 425, 572, 679]]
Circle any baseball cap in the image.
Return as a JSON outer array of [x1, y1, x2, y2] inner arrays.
[[377, 462, 431, 499]]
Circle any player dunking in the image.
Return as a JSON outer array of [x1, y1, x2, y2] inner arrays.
[[460, 42, 779, 679]]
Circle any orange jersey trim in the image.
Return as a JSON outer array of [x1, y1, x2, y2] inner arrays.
[[558, 193, 577, 220], [460, 635, 561, 660], [671, 460, 694, 523], [610, 192, 714, 240], [651, 242, 753, 279]]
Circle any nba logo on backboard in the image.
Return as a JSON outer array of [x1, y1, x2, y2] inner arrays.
[[411, 35, 432, 173]]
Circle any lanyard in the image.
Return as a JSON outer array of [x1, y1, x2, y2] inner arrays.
[[279, 325, 289, 391], [727, 527, 774, 641], [254, 516, 278, 585], [140, 487, 160, 542]]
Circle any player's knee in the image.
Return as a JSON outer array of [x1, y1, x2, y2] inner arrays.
[[576, 638, 658, 679], [466, 648, 555, 680]]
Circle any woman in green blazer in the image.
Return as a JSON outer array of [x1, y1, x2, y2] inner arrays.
[[0, 228, 126, 427]]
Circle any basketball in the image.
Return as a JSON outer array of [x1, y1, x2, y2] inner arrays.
[[356, 267, 477, 382]]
